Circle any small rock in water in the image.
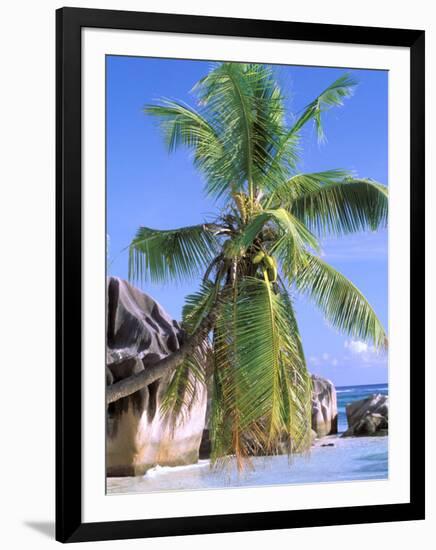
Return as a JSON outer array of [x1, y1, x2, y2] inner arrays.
[[321, 443, 335, 447], [342, 394, 388, 437]]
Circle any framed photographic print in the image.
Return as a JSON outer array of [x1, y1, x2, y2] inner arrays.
[[56, 7, 425, 543]]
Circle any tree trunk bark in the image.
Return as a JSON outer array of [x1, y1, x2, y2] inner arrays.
[[106, 305, 218, 405]]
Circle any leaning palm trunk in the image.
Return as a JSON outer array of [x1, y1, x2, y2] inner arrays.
[[114, 62, 388, 468], [106, 298, 219, 405]]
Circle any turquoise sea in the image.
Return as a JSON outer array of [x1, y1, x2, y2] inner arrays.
[[107, 383, 388, 495]]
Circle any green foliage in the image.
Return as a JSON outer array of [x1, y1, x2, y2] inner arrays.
[[267, 169, 353, 205], [144, 100, 236, 200], [131, 62, 388, 469], [294, 253, 387, 349], [289, 74, 358, 141], [129, 224, 220, 283], [159, 282, 218, 428], [159, 349, 207, 431], [291, 178, 388, 236], [210, 277, 312, 464], [193, 63, 287, 199], [230, 207, 319, 264]]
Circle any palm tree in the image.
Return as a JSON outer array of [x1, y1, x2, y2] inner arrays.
[[117, 63, 388, 467]]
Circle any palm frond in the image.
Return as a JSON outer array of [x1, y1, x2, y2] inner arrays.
[[264, 208, 320, 272], [260, 74, 357, 195], [290, 178, 388, 236], [266, 169, 352, 206], [144, 100, 238, 200], [182, 280, 221, 333], [294, 253, 387, 349], [144, 100, 219, 153], [210, 276, 313, 466], [268, 208, 320, 252], [159, 282, 218, 428], [231, 207, 319, 258], [194, 63, 292, 198], [289, 73, 358, 141], [159, 349, 208, 431], [128, 224, 220, 284], [276, 281, 313, 452], [209, 323, 235, 462], [194, 63, 257, 198]]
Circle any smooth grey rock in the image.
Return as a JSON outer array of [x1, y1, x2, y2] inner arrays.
[[311, 375, 338, 437], [106, 277, 207, 476], [342, 393, 388, 437]]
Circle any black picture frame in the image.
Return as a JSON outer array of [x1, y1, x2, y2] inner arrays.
[[56, 6, 425, 543]]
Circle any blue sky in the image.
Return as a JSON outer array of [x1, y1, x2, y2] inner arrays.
[[106, 56, 388, 387]]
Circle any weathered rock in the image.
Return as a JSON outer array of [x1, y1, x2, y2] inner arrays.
[[106, 277, 207, 476], [342, 394, 388, 437], [311, 375, 338, 437]]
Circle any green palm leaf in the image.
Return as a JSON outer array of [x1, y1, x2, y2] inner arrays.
[[291, 178, 388, 236], [290, 73, 358, 141], [159, 349, 207, 431], [262, 75, 357, 193], [210, 276, 312, 466], [144, 100, 219, 153], [267, 208, 320, 253], [209, 323, 235, 461], [276, 281, 313, 452], [144, 100, 238, 199], [182, 280, 221, 333], [194, 63, 257, 198], [194, 63, 291, 199], [128, 224, 220, 283], [294, 253, 387, 349], [231, 207, 319, 258], [267, 169, 352, 206], [159, 282, 218, 428]]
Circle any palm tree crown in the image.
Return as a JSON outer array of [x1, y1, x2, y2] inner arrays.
[[128, 63, 388, 467]]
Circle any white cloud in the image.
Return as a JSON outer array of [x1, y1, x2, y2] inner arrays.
[[344, 339, 370, 354], [343, 339, 387, 367]]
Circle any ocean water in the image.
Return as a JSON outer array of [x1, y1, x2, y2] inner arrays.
[[107, 383, 388, 495]]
